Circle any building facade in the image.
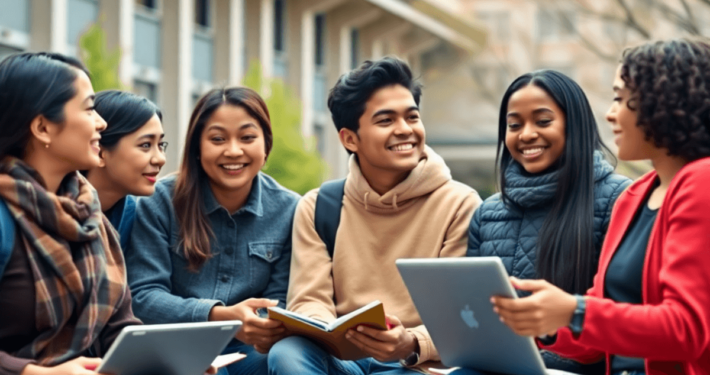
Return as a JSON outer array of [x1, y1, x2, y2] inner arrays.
[[0, 0, 486, 181]]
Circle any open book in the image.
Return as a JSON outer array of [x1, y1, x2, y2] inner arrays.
[[267, 300, 387, 360]]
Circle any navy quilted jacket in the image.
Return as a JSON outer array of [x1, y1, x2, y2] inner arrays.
[[467, 152, 631, 285], [466, 152, 630, 373]]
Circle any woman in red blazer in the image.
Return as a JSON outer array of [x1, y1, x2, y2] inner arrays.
[[492, 38, 710, 375]]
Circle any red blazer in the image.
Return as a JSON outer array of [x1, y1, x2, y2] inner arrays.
[[543, 158, 710, 375]]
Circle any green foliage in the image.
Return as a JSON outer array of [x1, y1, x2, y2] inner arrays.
[[79, 21, 123, 92], [243, 61, 327, 195]]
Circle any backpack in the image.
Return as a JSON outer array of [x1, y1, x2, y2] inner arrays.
[[314, 178, 346, 258], [0, 199, 16, 278]]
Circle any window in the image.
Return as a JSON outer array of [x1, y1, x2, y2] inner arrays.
[[135, 0, 157, 9], [0, 0, 30, 52], [274, 0, 285, 52], [350, 29, 360, 69], [537, 9, 576, 41], [133, 2, 162, 107], [67, 0, 99, 48], [315, 14, 326, 67], [195, 0, 210, 28], [134, 80, 158, 104], [192, 32, 214, 82], [192, 0, 214, 83], [0, 0, 30, 33], [476, 11, 510, 42], [0, 44, 22, 63], [134, 9, 162, 69]]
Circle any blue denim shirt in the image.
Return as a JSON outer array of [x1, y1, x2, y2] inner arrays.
[[125, 173, 299, 324], [105, 195, 136, 251]]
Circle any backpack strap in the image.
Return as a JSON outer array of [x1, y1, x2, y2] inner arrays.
[[0, 199, 16, 278], [314, 178, 346, 258]]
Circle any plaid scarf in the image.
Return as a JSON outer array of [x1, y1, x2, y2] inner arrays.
[[0, 156, 133, 365]]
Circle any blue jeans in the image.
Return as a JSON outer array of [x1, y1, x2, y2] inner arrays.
[[268, 336, 421, 375], [217, 340, 268, 375]]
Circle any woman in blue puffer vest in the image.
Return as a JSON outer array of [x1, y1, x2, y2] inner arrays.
[[465, 70, 631, 375]]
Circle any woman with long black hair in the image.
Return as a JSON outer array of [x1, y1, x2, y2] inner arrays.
[[464, 70, 631, 374], [0, 52, 141, 375], [84, 90, 167, 250]]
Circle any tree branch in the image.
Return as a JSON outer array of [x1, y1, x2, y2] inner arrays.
[[615, 0, 652, 39], [554, 8, 618, 62], [652, 0, 700, 35]]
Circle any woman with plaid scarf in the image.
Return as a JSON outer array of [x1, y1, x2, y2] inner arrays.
[[0, 53, 141, 375]]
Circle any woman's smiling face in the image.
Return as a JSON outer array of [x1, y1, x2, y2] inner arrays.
[[199, 104, 267, 195], [505, 84, 566, 174]]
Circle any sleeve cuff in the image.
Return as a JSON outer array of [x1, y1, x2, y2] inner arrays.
[[191, 299, 225, 322], [537, 333, 558, 346], [407, 327, 439, 365]]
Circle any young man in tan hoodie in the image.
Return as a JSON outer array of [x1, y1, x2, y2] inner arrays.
[[268, 57, 481, 374]]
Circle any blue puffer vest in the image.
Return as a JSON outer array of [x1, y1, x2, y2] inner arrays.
[[466, 152, 631, 373], [467, 152, 631, 280]]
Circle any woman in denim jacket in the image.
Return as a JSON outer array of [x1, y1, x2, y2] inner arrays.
[[125, 87, 300, 375]]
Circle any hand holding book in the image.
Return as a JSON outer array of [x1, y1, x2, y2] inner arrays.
[[345, 314, 419, 363]]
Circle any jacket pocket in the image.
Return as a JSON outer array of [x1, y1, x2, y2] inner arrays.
[[248, 242, 282, 264]]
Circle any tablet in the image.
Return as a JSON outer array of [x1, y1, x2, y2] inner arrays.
[[396, 257, 549, 375], [97, 320, 242, 375]]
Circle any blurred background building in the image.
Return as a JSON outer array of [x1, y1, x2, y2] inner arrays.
[[2, 0, 709, 197]]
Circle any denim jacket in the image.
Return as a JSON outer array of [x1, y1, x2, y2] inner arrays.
[[125, 173, 300, 324]]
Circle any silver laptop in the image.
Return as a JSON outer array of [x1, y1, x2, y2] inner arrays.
[[97, 320, 242, 375], [397, 257, 573, 375]]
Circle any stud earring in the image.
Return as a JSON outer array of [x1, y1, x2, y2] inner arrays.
[[45, 143, 50, 149]]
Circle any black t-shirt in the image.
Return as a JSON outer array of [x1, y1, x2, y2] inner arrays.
[[604, 193, 658, 372]]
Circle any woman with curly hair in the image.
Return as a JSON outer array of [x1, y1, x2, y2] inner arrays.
[[492, 38, 710, 375]]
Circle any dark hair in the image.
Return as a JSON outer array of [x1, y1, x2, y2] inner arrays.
[[327, 56, 422, 136], [173, 87, 273, 270], [497, 69, 613, 294], [620, 38, 710, 161], [0, 52, 89, 159], [93, 90, 163, 150]]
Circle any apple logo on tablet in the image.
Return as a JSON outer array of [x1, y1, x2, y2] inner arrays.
[[461, 305, 479, 329]]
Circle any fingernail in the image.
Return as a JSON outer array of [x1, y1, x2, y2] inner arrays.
[[493, 307, 499, 313], [490, 297, 495, 304], [357, 326, 364, 332], [499, 317, 505, 323]]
